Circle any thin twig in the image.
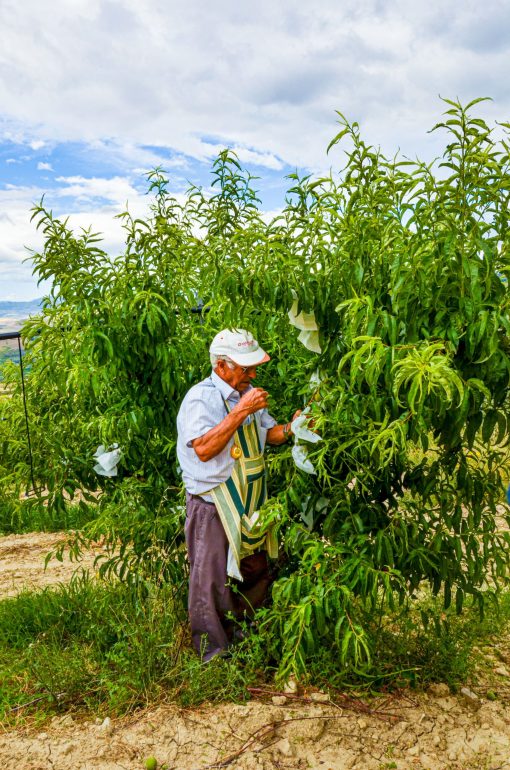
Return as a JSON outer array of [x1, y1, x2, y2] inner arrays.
[[247, 687, 400, 722], [9, 692, 65, 713], [184, 713, 351, 770]]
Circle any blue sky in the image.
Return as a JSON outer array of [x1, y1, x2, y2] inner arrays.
[[1, 0, 509, 300]]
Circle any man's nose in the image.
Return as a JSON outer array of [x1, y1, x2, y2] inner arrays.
[[248, 369, 257, 379]]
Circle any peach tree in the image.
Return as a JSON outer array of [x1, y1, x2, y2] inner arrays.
[[1, 98, 510, 677], [194, 98, 510, 676]]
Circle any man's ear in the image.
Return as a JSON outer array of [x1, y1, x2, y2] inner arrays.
[[214, 361, 226, 378]]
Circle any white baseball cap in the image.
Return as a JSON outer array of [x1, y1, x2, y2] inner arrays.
[[210, 329, 270, 366]]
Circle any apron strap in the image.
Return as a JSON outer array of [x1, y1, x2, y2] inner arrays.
[[207, 392, 276, 579]]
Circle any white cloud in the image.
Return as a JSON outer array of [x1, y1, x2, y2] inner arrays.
[[229, 147, 283, 171], [0, 0, 508, 172], [1, 0, 509, 299], [0, 186, 47, 300], [0, 176, 153, 299], [84, 139, 189, 174], [37, 161, 53, 171], [53, 175, 140, 204]]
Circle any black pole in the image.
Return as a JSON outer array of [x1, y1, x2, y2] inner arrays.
[[0, 331, 22, 341], [16, 336, 37, 495]]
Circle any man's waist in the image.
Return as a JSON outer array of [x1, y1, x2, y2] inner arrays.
[[187, 492, 216, 506]]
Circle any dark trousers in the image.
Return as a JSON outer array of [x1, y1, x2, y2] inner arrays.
[[185, 493, 273, 661]]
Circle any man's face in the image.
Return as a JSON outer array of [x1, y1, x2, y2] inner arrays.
[[216, 360, 258, 393]]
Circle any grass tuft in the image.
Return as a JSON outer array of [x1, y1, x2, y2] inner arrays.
[[1, 575, 510, 725]]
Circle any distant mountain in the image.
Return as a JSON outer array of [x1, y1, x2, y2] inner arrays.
[[0, 298, 42, 336], [0, 299, 42, 318]]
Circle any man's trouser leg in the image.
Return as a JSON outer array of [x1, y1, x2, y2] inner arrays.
[[185, 494, 234, 661], [234, 552, 274, 617]]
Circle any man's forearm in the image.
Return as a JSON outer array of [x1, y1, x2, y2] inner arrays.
[[192, 387, 271, 462], [266, 423, 292, 446], [192, 408, 250, 462]]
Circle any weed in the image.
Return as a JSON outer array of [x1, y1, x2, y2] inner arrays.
[[0, 494, 94, 536], [0, 573, 251, 724], [1, 565, 510, 725]]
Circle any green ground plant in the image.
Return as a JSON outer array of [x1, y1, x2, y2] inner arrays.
[[1, 576, 509, 723], [1, 98, 510, 680], [0, 494, 94, 535], [0, 575, 250, 723]]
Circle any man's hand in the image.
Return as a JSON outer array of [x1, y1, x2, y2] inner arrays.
[[267, 407, 302, 447], [232, 387, 269, 417]]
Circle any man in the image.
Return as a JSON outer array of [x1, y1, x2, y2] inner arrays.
[[177, 328, 297, 661]]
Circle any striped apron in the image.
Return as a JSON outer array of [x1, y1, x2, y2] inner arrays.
[[209, 406, 278, 580]]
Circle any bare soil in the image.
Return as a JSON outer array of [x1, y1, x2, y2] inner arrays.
[[0, 532, 509, 770], [0, 531, 102, 598], [2, 692, 510, 770]]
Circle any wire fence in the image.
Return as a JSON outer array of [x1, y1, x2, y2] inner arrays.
[[0, 331, 35, 491], [0, 332, 25, 392]]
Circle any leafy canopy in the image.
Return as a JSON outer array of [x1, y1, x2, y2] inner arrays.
[[2, 98, 510, 677]]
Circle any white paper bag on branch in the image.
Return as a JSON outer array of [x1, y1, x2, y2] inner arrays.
[[93, 444, 121, 477], [292, 444, 317, 475]]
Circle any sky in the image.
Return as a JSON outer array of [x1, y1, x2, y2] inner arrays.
[[1, 0, 509, 300]]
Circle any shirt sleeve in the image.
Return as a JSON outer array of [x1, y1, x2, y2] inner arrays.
[[259, 408, 277, 429], [178, 387, 222, 448]]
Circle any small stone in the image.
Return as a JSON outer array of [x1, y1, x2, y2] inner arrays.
[[428, 683, 450, 697], [58, 715, 75, 728], [95, 717, 103, 725], [357, 719, 367, 729], [283, 677, 298, 694], [310, 691, 329, 703], [407, 745, 419, 756], [38, 732, 48, 740], [274, 738, 294, 757], [272, 696, 287, 706], [99, 717, 114, 735], [61, 743, 75, 756], [494, 665, 510, 677], [460, 687, 481, 708]]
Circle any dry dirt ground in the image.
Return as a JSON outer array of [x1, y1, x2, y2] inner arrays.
[[0, 531, 103, 598], [0, 532, 509, 770]]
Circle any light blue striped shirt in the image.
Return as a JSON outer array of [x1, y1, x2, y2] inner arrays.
[[176, 370, 277, 497]]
